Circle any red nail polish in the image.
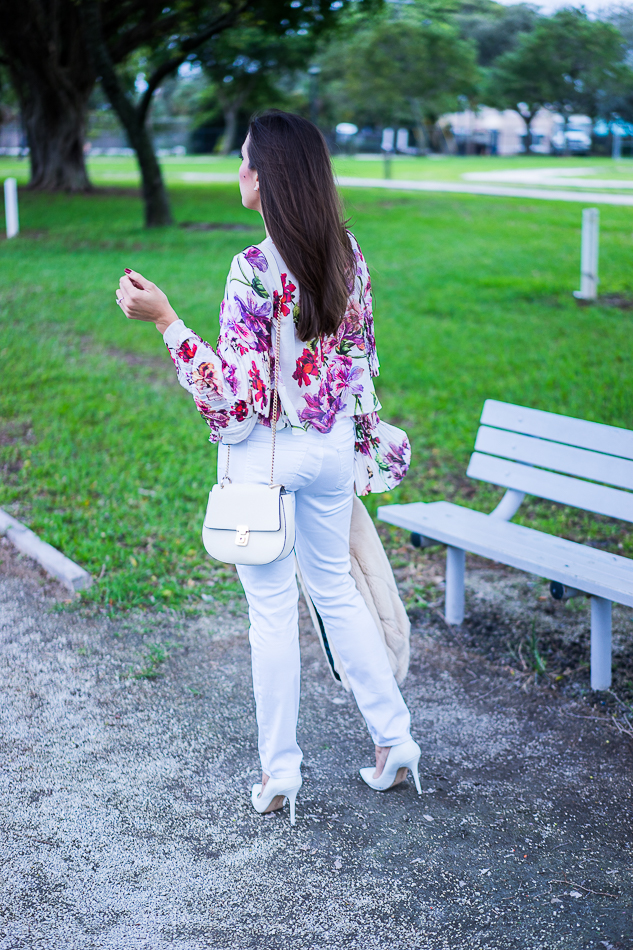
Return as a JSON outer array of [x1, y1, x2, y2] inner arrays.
[[124, 268, 131, 274]]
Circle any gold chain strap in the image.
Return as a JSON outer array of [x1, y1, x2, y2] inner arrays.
[[269, 294, 281, 488], [222, 294, 282, 489]]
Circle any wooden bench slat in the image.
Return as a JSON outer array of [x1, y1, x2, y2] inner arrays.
[[467, 452, 633, 523], [377, 501, 633, 606], [474, 425, 633, 491], [481, 400, 633, 461]]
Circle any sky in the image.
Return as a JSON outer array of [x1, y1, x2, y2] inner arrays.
[[496, 0, 632, 12]]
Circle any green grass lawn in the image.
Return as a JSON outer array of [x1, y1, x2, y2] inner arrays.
[[4, 153, 633, 188], [1, 163, 632, 611]]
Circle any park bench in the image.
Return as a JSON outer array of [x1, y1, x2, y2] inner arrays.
[[377, 400, 633, 691]]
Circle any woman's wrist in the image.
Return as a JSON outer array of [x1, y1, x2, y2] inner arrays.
[[156, 307, 179, 335]]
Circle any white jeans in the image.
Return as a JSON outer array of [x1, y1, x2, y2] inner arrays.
[[218, 417, 412, 779]]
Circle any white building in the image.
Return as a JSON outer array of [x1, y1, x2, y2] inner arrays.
[[441, 107, 591, 156]]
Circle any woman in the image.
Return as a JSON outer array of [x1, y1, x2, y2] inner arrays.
[[116, 110, 421, 824]]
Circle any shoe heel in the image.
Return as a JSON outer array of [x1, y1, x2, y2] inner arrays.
[[409, 756, 422, 795], [288, 788, 299, 826]]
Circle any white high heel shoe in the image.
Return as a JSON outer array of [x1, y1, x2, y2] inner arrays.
[[359, 738, 422, 793], [251, 774, 302, 825]]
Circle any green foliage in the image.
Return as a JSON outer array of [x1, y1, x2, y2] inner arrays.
[[0, 160, 631, 613], [319, 12, 479, 136], [454, 1, 539, 68], [486, 7, 633, 122], [194, 23, 314, 152]]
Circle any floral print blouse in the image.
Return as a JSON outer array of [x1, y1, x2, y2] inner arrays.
[[163, 233, 410, 495]]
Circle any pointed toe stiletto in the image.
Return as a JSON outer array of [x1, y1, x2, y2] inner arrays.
[[359, 738, 422, 794], [251, 774, 302, 825]]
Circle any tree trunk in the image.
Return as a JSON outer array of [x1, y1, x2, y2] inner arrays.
[[21, 80, 92, 191], [524, 112, 536, 155], [409, 99, 430, 154], [218, 103, 239, 156], [82, 0, 172, 227], [0, 0, 94, 192], [129, 120, 173, 228], [216, 86, 250, 156]]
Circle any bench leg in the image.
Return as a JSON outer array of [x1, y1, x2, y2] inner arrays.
[[445, 546, 465, 625], [590, 596, 612, 690]]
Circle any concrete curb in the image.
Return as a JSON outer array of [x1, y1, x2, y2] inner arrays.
[[0, 508, 93, 593]]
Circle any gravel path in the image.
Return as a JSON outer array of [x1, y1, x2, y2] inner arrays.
[[1, 540, 631, 949]]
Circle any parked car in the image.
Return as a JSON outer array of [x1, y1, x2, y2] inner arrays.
[[551, 127, 592, 155]]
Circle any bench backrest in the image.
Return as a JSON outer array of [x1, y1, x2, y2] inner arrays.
[[466, 400, 633, 523]]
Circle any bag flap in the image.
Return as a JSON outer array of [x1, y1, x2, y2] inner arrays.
[[204, 483, 282, 531]]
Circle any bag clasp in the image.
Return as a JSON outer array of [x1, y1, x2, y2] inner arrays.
[[235, 524, 250, 546]]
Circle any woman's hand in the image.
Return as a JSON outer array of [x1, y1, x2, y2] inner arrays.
[[116, 268, 178, 335]]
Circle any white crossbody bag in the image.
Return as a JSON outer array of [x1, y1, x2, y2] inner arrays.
[[201, 287, 296, 566]]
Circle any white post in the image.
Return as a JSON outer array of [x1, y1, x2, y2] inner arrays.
[[4, 177, 19, 239], [445, 546, 465, 625], [573, 208, 599, 301], [590, 596, 612, 690], [612, 130, 622, 161]]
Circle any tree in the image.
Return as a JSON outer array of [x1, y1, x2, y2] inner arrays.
[[454, 0, 539, 68], [0, 0, 349, 221], [486, 8, 632, 151], [195, 25, 313, 155], [0, 0, 96, 191], [319, 11, 479, 149], [598, 5, 633, 124], [0, 0, 206, 193], [83, 0, 352, 226]]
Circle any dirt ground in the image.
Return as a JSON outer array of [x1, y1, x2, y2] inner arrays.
[[1, 537, 632, 950]]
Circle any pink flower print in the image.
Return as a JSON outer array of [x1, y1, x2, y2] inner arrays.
[[273, 273, 296, 317], [319, 334, 338, 360], [344, 298, 362, 330], [354, 412, 380, 457], [244, 246, 268, 273], [230, 400, 250, 421], [248, 361, 267, 408], [293, 348, 320, 387], [227, 334, 250, 357], [177, 339, 198, 362]]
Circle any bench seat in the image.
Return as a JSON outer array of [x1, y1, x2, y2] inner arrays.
[[378, 400, 633, 690], [378, 500, 633, 608]]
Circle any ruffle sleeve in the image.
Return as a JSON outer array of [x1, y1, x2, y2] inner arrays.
[[163, 247, 275, 444], [353, 412, 411, 496], [348, 232, 379, 378]]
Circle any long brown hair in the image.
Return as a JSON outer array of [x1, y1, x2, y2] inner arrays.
[[247, 110, 355, 342]]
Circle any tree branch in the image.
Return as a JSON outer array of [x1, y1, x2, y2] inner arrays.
[[82, 0, 141, 144], [136, 4, 248, 124]]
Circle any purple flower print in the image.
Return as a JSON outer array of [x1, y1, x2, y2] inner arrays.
[[234, 292, 272, 353], [299, 381, 345, 433], [194, 400, 230, 441], [222, 359, 240, 396], [244, 246, 269, 273], [328, 356, 363, 398], [380, 439, 411, 482], [354, 412, 380, 457], [344, 298, 363, 330]]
